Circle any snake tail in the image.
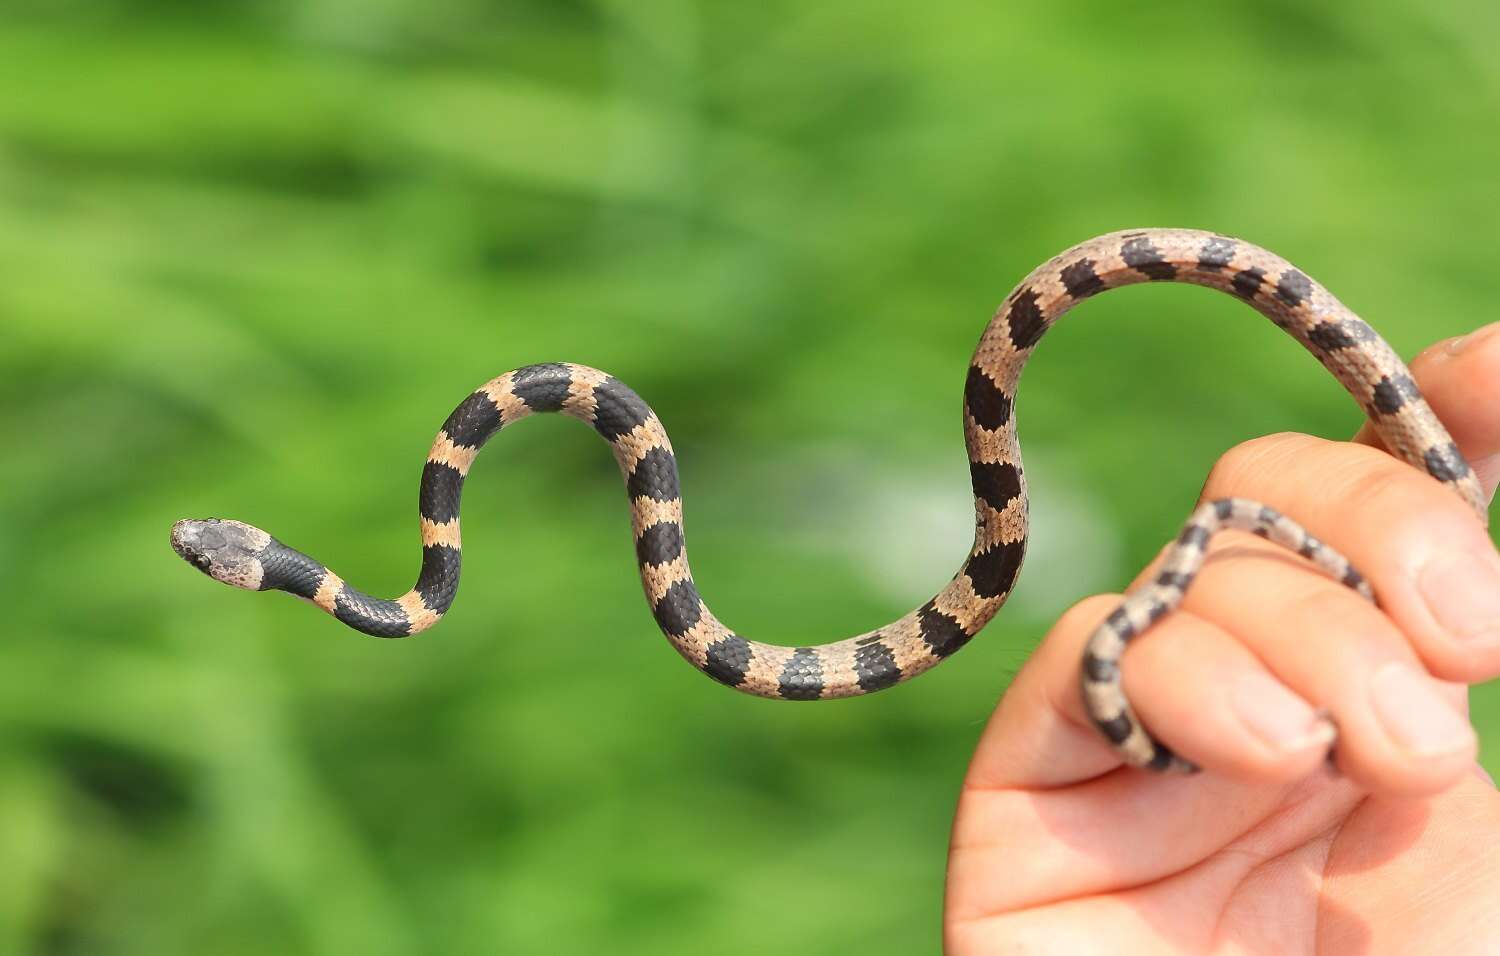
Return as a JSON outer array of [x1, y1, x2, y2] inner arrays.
[[1082, 497, 1373, 771], [171, 228, 1485, 770]]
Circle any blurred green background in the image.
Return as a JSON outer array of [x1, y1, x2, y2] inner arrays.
[[2, 0, 1498, 952]]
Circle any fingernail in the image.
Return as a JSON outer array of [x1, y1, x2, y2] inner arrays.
[[1418, 547, 1500, 643], [1472, 452, 1500, 499], [1231, 671, 1334, 753], [1447, 322, 1500, 355], [1370, 662, 1475, 757]]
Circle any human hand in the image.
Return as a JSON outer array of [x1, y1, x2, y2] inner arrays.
[[945, 325, 1500, 954]]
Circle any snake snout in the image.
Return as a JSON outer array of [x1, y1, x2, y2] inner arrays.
[[170, 518, 272, 590], [170, 519, 214, 570]]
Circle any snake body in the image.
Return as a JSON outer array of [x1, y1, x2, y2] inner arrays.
[[170, 228, 1487, 770]]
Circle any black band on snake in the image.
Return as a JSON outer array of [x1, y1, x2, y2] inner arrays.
[[170, 228, 1488, 773]]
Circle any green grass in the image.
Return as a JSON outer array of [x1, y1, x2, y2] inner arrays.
[[2, 1, 1498, 952]]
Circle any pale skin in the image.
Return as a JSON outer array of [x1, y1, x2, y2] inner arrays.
[[945, 324, 1500, 954]]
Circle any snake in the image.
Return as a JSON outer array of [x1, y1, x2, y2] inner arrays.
[[170, 227, 1488, 772]]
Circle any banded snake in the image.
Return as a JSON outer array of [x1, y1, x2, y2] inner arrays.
[[170, 228, 1488, 771]]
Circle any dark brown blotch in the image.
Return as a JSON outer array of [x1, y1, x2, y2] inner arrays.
[[1060, 258, 1105, 299], [1005, 288, 1048, 349], [1121, 235, 1177, 280], [964, 365, 1013, 431]]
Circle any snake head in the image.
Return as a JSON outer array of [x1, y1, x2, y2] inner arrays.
[[170, 518, 273, 590]]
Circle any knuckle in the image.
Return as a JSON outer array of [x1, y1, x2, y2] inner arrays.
[[1342, 460, 1414, 512], [1202, 432, 1316, 499], [1338, 458, 1455, 540], [1278, 580, 1382, 642]]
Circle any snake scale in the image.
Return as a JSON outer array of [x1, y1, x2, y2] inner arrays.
[[171, 228, 1488, 772]]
